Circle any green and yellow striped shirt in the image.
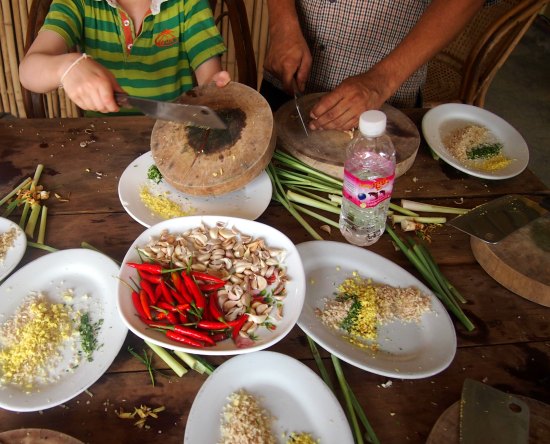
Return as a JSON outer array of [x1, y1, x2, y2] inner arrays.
[[43, 0, 226, 101]]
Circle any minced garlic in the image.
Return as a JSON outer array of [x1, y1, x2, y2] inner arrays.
[[139, 185, 193, 219], [0, 227, 18, 263]]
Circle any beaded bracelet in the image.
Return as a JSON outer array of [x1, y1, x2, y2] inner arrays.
[[59, 53, 90, 87]]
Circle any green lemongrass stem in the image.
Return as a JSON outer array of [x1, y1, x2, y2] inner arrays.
[[331, 355, 363, 444], [27, 241, 58, 253], [0, 177, 32, 206], [294, 203, 340, 229], [307, 336, 335, 392], [37, 205, 47, 244], [401, 199, 469, 215], [343, 379, 381, 444], [267, 165, 323, 240], [389, 202, 419, 217], [391, 215, 447, 224], [30, 164, 44, 191], [2, 200, 18, 217], [192, 354, 216, 374], [273, 150, 342, 186], [146, 341, 187, 377], [19, 202, 30, 228], [329, 194, 343, 205], [174, 351, 213, 375], [25, 204, 41, 238], [276, 169, 343, 194], [288, 186, 340, 207], [81, 241, 121, 264], [287, 190, 341, 215]]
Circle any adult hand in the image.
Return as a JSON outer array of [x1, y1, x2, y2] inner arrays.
[[61, 55, 121, 113], [309, 70, 392, 131]]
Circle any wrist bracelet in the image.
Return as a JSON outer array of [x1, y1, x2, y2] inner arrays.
[[59, 53, 90, 87]]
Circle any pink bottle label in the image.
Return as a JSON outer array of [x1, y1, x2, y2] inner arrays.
[[342, 171, 395, 208]]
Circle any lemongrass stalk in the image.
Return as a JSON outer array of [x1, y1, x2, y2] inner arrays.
[[146, 342, 187, 377], [27, 241, 58, 253], [174, 351, 213, 375], [343, 379, 381, 444], [389, 202, 419, 217], [294, 203, 340, 229], [0, 177, 32, 206], [81, 242, 121, 264], [287, 190, 341, 215], [37, 205, 48, 244], [276, 169, 342, 193], [25, 204, 41, 238], [329, 194, 342, 205], [307, 336, 335, 391], [19, 202, 30, 228], [2, 200, 18, 217], [391, 215, 447, 224], [401, 199, 469, 215], [273, 150, 342, 186], [288, 186, 340, 208], [30, 164, 44, 191], [332, 355, 363, 444]]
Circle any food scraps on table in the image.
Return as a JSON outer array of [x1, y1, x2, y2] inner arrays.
[[316, 274, 431, 351]]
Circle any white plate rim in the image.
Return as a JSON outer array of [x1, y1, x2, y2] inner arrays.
[[117, 151, 273, 227], [422, 103, 529, 180], [183, 351, 354, 443], [0, 217, 26, 282], [296, 240, 457, 379], [116, 215, 306, 356], [0, 249, 128, 412]]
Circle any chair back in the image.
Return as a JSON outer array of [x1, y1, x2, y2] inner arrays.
[[422, 0, 548, 108]]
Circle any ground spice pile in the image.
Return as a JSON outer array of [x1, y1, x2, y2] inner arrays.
[[0, 227, 18, 263]]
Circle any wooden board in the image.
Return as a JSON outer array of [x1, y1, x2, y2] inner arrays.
[[0, 428, 84, 444], [426, 396, 550, 444], [151, 82, 275, 196], [471, 213, 550, 307], [274, 93, 420, 179]]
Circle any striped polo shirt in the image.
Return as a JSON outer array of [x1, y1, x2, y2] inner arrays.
[[42, 0, 226, 101]]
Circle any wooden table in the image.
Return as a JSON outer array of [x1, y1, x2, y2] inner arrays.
[[1, 112, 549, 443]]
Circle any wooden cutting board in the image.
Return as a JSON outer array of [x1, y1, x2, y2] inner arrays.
[[426, 395, 550, 443], [274, 93, 420, 179], [470, 213, 550, 307], [0, 428, 84, 444], [151, 82, 275, 196]]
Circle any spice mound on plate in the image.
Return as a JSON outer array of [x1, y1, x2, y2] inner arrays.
[[139, 185, 194, 219], [316, 274, 431, 350], [0, 227, 18, 263]]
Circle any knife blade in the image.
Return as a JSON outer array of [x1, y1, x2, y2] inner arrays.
[[114, 92, 227, 129], [292, 78, 309, 137]]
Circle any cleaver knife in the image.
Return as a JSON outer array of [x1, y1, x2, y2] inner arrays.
[[114, 92, 227, 129], [460, 379, 529, 444]]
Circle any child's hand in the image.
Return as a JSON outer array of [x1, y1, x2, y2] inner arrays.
[[211, 70, 231, 88]]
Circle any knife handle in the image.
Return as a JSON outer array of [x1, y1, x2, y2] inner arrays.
[[114, 92, 130, 108]]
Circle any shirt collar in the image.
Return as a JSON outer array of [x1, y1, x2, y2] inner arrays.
[[98, 0, 169, 15]]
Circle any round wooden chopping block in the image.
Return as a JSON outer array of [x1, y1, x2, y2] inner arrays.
[[470, 213, 550, 307], [0, 428, 84, 444], [426, 396, 550, 443], [151, 82, 275, 196], [274, 93, 420, 179]]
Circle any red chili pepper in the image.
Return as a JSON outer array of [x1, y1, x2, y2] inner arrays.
[[171, 272, 194, 304], [171, 325, 215, 346], [191, 271, 225, 284], [165, 330, 204, 348], [159, 280, 175, 305], [208, 292, 225, 323], [127, 262, 184, 275], [132, 291, 147, 319], [182, 272, 206, 312], [199, 282, 226, 292], [139, 289, 152, 320], [154, 283, 163, 301], [170, 287, 187, 305], [166, 311, 178, 325], [210, 331, 231, 342], [197, 320, 235, 330], [231, 314, 248, 339], [140, 279, 157, 304], [178, 311, 188, 324], [138, 269, 163, 284], [155, 311, 167, 321], [157, 301, 190, 313]]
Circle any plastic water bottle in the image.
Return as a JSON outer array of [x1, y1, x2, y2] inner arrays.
[[339, 110, 396, 246]]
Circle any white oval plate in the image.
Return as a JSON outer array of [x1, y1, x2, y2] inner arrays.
[[184, 351, 353, 444], [0, 217, 26, 282], [0, 249, 128, 412], [117, 216, 306, 356], [118, 151, 273, 227], [422, 103, 529, 180], [297, 241, 456, 379]]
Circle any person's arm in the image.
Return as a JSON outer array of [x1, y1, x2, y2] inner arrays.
[[194, 57, 231, 87], [19, 30, 121, 113], [310, 0, 485, 131], [264, 0, 311, 93]]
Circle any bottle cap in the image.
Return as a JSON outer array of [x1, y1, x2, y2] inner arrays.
[[359, 110, 387, 137]]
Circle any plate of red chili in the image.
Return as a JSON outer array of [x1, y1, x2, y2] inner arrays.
[[116, 216, 306, 355]]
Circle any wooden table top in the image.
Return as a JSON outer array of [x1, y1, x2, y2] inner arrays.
[[1, 111, 549, 444]]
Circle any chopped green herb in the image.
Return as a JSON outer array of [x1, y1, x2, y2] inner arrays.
[[79, 313, 103, 362], [147, 164, 163, 184], [467, 142, 503, 159], [340, 297, 360, 332]]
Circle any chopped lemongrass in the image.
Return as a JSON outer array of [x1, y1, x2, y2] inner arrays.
[[30, 164, 44, 191], [25, 203, 41, 238], [401, 199, 469, 215], [332, 355, 363, 444], [391, 215, 446, 224], [0, 177, 32, 206], [27, 241, 58, 253], [286, 190, 341, 214], [174, 351, 213, 375], [293, 203, 340, 229], [146, 341, 187, 377], [389, 202, 419, 217], [401, 220, 425, 232], [19, 202, 30, 228], [37, 205, 48, 244]]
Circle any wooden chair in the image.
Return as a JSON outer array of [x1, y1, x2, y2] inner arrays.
[[422, 0, 549, 108], [22, 0, 258, 118]]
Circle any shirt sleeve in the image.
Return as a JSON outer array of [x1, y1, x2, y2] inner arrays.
[[183, 0, 226, 70], [41, 0, 84, 50]]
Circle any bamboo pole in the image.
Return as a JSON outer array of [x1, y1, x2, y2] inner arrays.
[[0, 45, 10, 111], [10, 0, 25, 60], [18, 0, 29, 50], [256, 0, 269, 85], [0, 1, 17, 115]]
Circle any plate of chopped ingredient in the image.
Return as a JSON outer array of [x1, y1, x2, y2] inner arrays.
[[297, 241, 456, 379], [118, 151, 273, 227], [0, 249, 127, 412], [184, 351, 353, 444], [0, 217, 26, 282], [116, 216, 306, 355], [422, 103, 529, 180]]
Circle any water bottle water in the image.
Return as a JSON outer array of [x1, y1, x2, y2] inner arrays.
[[339, 110, 396, 246]]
